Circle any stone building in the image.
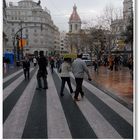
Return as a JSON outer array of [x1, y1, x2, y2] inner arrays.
[[6, 0, 60, 58], [123, 0, 133, 26], [110, 0, 133, 52], [3, 0, 9, 54], [60, 31, 69, 54]]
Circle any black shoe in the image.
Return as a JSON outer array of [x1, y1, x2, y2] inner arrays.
[[36, 87, 42, 90], [70, 91, 74, 94], [43, 87, 48, 89], [60, 93, 64, 97], [81, 94, 84, 98]]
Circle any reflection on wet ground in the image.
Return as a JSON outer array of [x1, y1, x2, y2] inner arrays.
[[88, 66, 133, 104]]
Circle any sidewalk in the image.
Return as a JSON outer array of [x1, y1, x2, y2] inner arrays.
[[88, 66, 133, 105]]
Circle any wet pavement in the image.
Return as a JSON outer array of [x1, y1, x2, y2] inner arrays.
[[88, 66, 133, 105]]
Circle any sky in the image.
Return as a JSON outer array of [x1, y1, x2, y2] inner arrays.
[[5, 0, 124, 31]]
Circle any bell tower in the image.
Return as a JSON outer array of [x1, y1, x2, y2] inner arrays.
[[69, 4, 81, 33]]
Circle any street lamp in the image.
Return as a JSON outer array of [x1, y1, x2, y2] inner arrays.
[[16, 35, 20, 61], [20, 20, 24, 59]]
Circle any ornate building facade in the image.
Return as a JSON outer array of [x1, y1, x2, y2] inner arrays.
[[6, 0, 60, 57], [3, 0, 9, 54]]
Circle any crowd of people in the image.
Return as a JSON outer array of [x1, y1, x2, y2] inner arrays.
[[21, 52, 92, 101], [3, 52, 133, 101]]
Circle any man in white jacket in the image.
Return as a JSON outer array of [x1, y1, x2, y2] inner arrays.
[[72, 53, 92, 101]]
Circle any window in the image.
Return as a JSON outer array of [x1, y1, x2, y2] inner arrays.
[[70, 24, 72, 31], [11, 28, 15, 33], [34, 39, 38, 43], [26, 34, 28, 39], [34, 29, 37, 32], [26, 29, 28, 32], [75, 24, 77, 30]]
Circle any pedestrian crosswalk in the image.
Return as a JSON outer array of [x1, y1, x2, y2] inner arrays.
[[3, 67, 133, 139]]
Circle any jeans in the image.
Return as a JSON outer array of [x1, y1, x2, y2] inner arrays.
[[60, 77, 73, 94], [74, 78, 84, 99]]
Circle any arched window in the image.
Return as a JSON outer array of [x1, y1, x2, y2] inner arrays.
[[70, 24, 72, 31], [75, 24, 77, 30]]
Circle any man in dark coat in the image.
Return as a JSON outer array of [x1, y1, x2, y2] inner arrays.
[[36, 51, 48, 90], [23, 57, 30, 80]]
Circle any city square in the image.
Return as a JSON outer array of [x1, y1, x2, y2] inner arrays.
[[3, 0, 134, 139]]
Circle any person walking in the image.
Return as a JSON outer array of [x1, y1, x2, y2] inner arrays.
[[36, 51, 48, 90], [108, 55, 114, 71], [33, 57, 37, 66], [59, 58, 73, 97], [72, 53, 92, 101], [128, 56, 133, 79], [23, 56, 30, 80], [50, 58, 55, 73]]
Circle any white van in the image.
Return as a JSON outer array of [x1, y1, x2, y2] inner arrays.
[[82, 54, 93, 66]]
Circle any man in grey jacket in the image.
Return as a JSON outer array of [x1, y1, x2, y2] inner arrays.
[[72, 53, 92, 101]]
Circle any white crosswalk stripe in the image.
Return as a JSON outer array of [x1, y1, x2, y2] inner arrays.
[[3, 68, 133, 139], [56, 69, 122, 138], [3, 68, 34, 101], [3, 69, 23, 83], [3, 71, 38, 138], [70, 72, 133, 126], [47, 69, 72, 138]]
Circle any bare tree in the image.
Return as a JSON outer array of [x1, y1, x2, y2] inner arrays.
[[96, 4, 123, 53]]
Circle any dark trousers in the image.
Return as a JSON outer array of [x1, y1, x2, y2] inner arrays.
[[37, 71, 48, 88], [60, 77, 73, 94], [51, 65, 54, 73], [24, 68, 30, 79], [74, 78, 84, 99]]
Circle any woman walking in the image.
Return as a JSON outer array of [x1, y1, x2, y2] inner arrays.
[[60, 58, 73, 97]]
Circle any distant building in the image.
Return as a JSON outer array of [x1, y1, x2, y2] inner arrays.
[[110, 0, 133, 53], [6, 0, 60, 57], [110, 19, 125, 50], [123, 0, 133, 26], [68, 4, 82, 53], [3, 0, 9, 54], [69, 4, 81, 33], [60, 31, 69, 54]]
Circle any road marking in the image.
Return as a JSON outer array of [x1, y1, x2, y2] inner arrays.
[[3, 69, 23, 83], [55, 71, 122, 138], [3, 68, 34, 101], [70, 72, 133, 126], [3, 71, 37, 138], [47, 68, 72, 138]]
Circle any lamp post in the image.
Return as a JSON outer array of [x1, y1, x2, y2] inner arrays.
[[20, 20, 23, 59], [16, 35, 20, 61]]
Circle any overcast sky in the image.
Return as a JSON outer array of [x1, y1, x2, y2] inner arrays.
[[6, 0, 123, 31]]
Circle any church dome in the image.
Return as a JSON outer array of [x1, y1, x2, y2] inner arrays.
[[69, 4, 81, 22]]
